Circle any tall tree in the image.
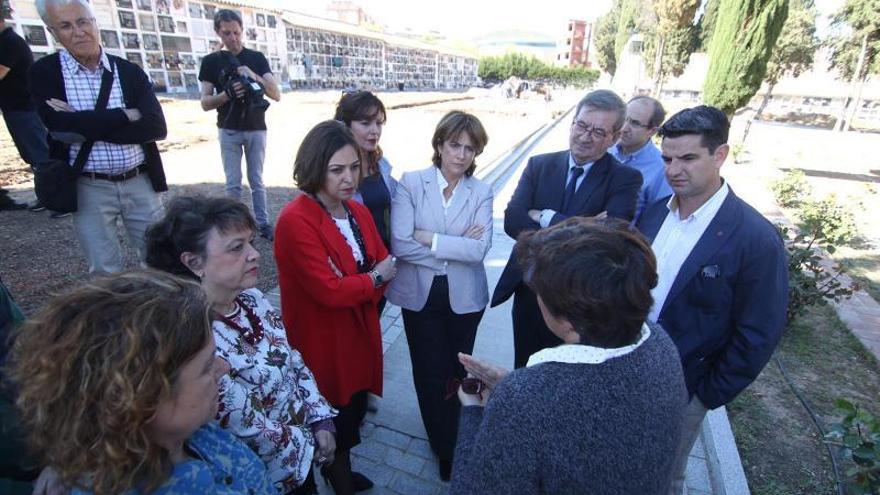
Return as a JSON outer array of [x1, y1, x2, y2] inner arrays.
[[826, 0, 880, 131], [742, 0, 819, 140], [595, 0, 622, 76], [702, 0, 790, 117], [643, 0, 701, 95], [614, 0, 643, 63], [697, 0, 720, 51]]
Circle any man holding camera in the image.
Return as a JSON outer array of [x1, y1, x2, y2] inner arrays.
[[199, 9, 280, 240]]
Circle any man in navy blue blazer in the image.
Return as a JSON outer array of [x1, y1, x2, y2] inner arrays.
[[491, 89, 642, 368], [636, 106, 788, 494]]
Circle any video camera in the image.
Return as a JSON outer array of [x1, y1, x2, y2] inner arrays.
[[217, 53, 270, 118]]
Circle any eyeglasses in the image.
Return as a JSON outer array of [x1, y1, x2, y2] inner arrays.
[[572, 120, 611, 140], [52, 17, 95, 36], [624, 117, 651, 129], [444, 377, 485, 400]]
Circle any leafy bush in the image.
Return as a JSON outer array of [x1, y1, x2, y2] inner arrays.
[[796, 195, 860, 246], [478, 53, 600, 88], [780, 224, 857, 322], [771, 169, 812, 207], [825, 399, 880, 494]]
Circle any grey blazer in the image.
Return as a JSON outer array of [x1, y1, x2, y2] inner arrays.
[[386, 166, 494, 314]]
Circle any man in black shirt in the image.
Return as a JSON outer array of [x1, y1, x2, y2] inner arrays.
[[199, 9, 280, 240], [0, 2, 51, 213]]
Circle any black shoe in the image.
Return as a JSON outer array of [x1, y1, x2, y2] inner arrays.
[[50, 211, 72, 219], [439, 459, 452, 482], [0, 200, 28, 211], [319, 467, 374, 492], [28, 201, 46, 212], [259, 223, 274, 241]]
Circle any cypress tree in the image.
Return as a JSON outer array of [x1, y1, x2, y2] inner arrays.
[[702, 0, 790, 116]]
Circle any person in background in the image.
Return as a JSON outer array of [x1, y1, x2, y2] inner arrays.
[[274, 120, 396, 494], [609, 95, 672, 222], [491, 89, 642, 368], [146, 196, 337, 495], [386, 110, 492, 481], [452, 217, 687, 494], [31, 0, 168, 274], [636, 106, 788, 495], [6, 270, 276, 494], [334, 90, 397, 313], [199, 9, 281, 241]]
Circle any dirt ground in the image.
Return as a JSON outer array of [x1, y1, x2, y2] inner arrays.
[[0, 88, 578, 314]]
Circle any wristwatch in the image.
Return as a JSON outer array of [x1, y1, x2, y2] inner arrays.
[[371, 269, 383, 287]]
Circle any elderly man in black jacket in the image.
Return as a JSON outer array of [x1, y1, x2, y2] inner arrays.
[[31, 0, 167, 274]]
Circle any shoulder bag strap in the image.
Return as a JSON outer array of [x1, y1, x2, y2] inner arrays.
[[70, 61, 116, 175]]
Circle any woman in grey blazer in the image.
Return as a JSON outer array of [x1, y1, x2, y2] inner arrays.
[[386, 111, 493, 481]]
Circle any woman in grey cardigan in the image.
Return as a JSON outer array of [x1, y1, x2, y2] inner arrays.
[[452, 217, 687, 495]]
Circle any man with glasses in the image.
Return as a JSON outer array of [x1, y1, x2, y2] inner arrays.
[[30, 0, 167, 274], [491, 89, 642, 368], [610, 96, 673, 222]]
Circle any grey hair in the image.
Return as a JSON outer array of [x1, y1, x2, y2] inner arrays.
[[35, 0, 92, 24], [574, 89, 627, 132]]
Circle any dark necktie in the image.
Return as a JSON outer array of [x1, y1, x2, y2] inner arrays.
[[561, 167, 584, 214]]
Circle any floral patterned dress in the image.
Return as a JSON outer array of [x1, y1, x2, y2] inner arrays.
[[213, 288, 337, 493]]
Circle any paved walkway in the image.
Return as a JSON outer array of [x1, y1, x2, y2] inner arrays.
[[266, 119, 716, 494]]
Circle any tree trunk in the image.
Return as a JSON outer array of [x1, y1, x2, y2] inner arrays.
[[652, 35, 666, 97], [844, 74, 868, 133], [743, 82, 775, 143], [838, 33, 867, 132]]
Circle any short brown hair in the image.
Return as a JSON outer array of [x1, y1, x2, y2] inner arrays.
[[294, 120, 359, 194], [146, 195, 257, 280], [431, 110, 489, 177], [515, 217, 657, 348], [213, 8, 242, 31], [6, 270, 212, 495]]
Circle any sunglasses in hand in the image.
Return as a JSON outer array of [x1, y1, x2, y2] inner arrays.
[[444, 377, 485, 400]]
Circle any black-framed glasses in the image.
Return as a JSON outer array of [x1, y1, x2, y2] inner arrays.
[[572, 120, 611, 140]]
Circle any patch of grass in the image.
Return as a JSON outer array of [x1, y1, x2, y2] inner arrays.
[[730, 304, 880, 494]]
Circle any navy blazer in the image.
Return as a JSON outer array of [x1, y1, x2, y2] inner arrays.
[[637, 188, 788, 409], [30, 52, 168, 192], [491, 150, 642, 306]]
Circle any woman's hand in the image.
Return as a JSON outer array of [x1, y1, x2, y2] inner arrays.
[[33, 466, 68, 495], [374, 255, 397, 282], [462, 224, 485, 239], [457, 373, 491, 407], [314, 429, 336, 466], [458, 353, 509, 390], [413, 229, 434, 246]]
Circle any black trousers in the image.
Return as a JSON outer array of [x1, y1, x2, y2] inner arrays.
[[512, 284, 562, 369], [401, 276, 483, 461]]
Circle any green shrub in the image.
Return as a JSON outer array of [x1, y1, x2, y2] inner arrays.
[[771, 169, 811, 207], [796, 195, 860, 246], [825, 399, 880, 494], [779, 224, 856, 321]]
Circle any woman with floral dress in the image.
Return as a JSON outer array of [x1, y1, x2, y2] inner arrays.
[[146, 195, 336, 495]]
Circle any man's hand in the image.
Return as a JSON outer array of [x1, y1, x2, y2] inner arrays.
[[46, 98, 75, 112], [458, 353, 509, 390], [236, 65, 258, 80], [123, 108, 142, 122], [528, 209, 542, 223]]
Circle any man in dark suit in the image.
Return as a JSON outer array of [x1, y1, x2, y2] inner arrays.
[[636, 106, 788, 494], [492, 89, 642, 368]]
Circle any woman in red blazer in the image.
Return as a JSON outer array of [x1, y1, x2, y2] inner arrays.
[[275, 120, 397, 495]]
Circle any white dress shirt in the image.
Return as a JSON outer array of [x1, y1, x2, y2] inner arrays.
[[526, 323, 652, 366], [538, 152, 595, 228], [430, 168, 461, 274], [648, 182, 730, 322]]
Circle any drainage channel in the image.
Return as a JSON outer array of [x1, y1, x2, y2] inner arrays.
[[476, 105, 576, 194]]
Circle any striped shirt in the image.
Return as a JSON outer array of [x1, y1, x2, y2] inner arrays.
[[60, 49, 144, 174]]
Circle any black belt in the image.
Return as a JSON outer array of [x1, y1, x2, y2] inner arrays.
[[81, 163, 147, 181]]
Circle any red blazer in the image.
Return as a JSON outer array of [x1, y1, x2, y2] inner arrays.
[[274, 194, 387, 406]]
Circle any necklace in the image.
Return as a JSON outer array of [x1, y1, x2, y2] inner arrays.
[[216, 296, 265, 346], [310, 194, 372, 273]]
